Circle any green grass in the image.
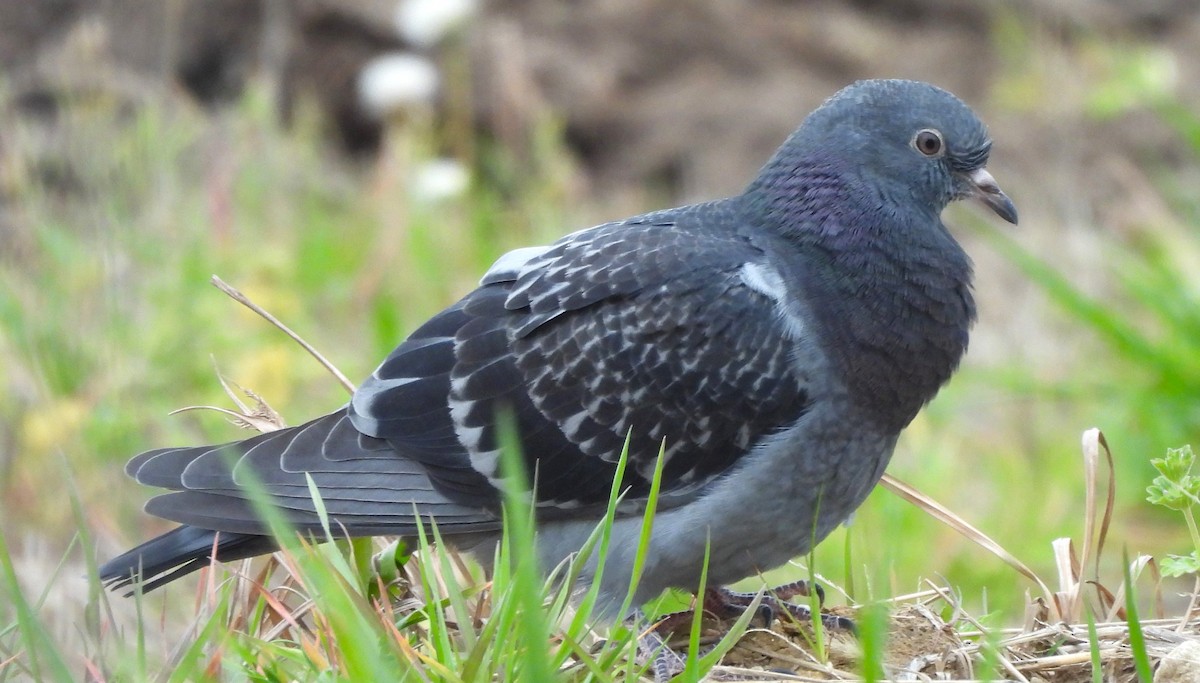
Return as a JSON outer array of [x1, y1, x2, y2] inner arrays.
[[1124, 554, 1155, 682], [0, 403, 739, 682]]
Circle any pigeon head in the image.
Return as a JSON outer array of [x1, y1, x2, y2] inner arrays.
[[742, 80, 1015, 431], [749, 79, 1017, 227]]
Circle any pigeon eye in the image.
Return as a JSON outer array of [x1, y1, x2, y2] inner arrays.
[[914, 129, 944, 157]]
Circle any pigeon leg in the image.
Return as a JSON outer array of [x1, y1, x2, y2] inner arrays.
[[718, 578, 824, 605], [632, 612, 690, 683], [651, 587, 774, 635], [711, 581, 856, 632], [652, 581, 854, 641], [633, 610, 755, 683], [633, 582, 854, 681]]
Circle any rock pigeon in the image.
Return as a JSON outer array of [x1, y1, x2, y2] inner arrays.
[[100, 79, 1016, 618]]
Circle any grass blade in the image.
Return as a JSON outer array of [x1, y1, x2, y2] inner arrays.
[[0, 528, 74, 683], [495, 410, 556, 682], [1086, 607, 1103, 683], [858, 601, 888, 682], [1122, 552, 1153, 682]]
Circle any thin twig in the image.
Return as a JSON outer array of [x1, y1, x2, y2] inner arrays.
[[210, 275, 356, 394], [1177, 575, 1200, 633], [882, 473, 1055, 610], [923, 580, 1031, 683]]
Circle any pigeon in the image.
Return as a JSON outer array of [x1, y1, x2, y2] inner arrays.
[[100, 79, 1016, 618]]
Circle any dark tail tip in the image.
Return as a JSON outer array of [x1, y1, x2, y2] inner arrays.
[[100, 525, 277, 594]]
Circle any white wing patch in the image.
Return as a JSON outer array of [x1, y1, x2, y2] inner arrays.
[[740, 262, 786, 301], [480, 245, 553, 285], [740, 262, 806, 340]]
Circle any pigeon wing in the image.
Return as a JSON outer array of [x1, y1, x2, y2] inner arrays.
[[352, 205, 812, 513]]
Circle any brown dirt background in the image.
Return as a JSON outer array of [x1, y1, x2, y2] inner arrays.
[[5, 0, 1199, 377]]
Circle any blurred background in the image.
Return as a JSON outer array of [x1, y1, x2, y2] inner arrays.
[[2, 0, 1200, 649]]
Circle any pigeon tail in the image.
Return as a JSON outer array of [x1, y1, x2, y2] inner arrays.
[[99, 525, 276, 593]]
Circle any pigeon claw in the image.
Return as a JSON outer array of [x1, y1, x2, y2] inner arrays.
[[634, 583, 858, 681]]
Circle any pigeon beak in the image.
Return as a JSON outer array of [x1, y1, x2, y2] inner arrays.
[[965, 167, 1018, 225]]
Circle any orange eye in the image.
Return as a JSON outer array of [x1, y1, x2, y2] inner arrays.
[[914, 129, 944, 157]]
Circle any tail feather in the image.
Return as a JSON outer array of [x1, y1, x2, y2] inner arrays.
[[98, 525, 277, 593], [102, 410, 502, 593]]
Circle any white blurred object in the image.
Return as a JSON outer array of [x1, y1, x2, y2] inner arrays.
[[412, 158, 470, 202], [394, 0, 479, 48], [358, 52, 439, 119]]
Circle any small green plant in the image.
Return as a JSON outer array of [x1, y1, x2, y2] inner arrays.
[[1085, 607, 1103, 683], [856, 601, 888, 682], [1145, 444, 1200, 577], [1123, 552, 1155, 682]]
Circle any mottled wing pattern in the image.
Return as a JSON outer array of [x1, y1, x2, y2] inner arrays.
[[352, 203, 812, 512]]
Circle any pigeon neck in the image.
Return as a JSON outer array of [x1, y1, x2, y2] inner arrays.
[[746, 160, 975, 432]]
